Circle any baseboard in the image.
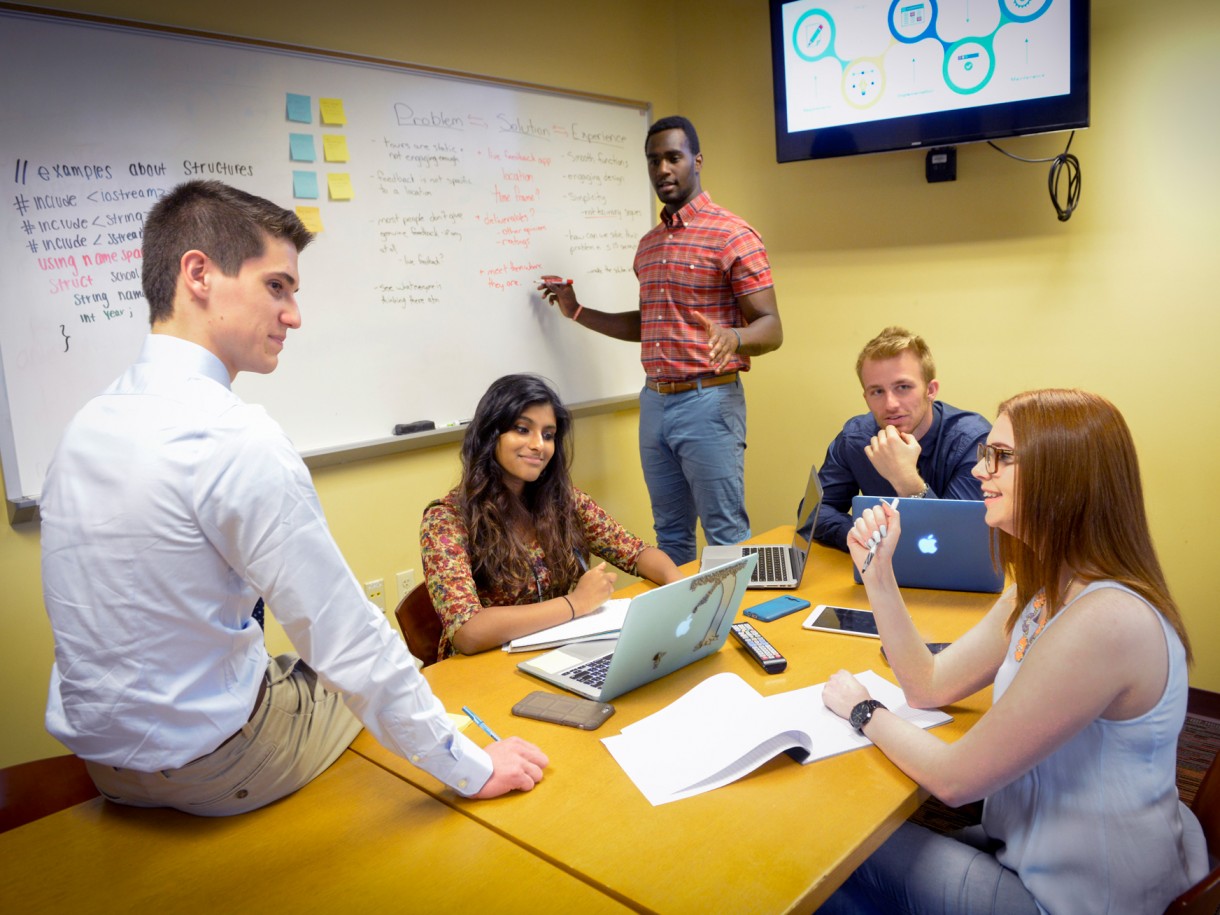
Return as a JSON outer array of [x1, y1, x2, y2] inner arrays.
[[1188, 687, 1220, 722]]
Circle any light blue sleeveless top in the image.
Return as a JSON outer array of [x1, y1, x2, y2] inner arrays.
[[983, 581, 1208, 914]]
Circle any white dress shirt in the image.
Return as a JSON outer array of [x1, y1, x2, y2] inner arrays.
[[41, 334, 492, 793]]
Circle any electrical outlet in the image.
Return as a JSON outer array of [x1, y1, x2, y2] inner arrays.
[[396, 569, 416, 599], [363, 578, 385, 610]]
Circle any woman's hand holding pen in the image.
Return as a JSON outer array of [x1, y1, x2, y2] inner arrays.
[[570, 561, 616, 615], [847, 498, 901, 577]]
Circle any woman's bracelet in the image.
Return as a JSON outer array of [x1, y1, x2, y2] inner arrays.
[[561, 594, 576, 620], [572, 304, 584, 322], [731, 328, 742, 351]]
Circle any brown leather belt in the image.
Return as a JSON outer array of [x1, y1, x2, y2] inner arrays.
[[645, 371, 738, 395]]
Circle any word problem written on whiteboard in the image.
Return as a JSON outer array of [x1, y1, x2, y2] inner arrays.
[[0, 8, 654, 513]]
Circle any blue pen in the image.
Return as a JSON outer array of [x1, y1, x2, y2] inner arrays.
[[461, 705, 501, 741]]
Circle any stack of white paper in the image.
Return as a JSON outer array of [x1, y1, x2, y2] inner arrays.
[[502, 598, 631, 652], [601, 669, 951, 806]]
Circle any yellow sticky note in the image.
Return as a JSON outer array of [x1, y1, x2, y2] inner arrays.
[[327, 173, 354, 200], [448, 712, 472, 732], [322, 134, 350, 163], [295, 206, 323, 232], [319, 97, 347, 125]]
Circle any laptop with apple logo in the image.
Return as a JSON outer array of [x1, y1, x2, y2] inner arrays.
[[517, 554, 757, 701], [850, 496, 1004, 593]]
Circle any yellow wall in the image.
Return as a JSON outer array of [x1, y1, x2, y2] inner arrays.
[[3, 0, 1218, 768]]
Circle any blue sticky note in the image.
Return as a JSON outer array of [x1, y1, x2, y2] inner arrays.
[[286, 93, 312, 123], [293, 170, 319, 199], [289, 133, 316, 162]]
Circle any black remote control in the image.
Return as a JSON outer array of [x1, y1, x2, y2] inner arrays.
[[731, 621, 787, 674]]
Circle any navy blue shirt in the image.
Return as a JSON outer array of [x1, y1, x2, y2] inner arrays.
[[801, 401, 991, 551]]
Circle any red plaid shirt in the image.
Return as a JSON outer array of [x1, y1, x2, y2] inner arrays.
[[634, 191, 774, 382]]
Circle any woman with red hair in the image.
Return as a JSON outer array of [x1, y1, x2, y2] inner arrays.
[[818, 389, 1207, 914]]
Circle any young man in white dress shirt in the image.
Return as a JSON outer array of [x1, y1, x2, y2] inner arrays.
[[40, 180, 547, 815]]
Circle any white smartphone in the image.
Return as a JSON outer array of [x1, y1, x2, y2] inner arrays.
[[802, 604, 880, 639]]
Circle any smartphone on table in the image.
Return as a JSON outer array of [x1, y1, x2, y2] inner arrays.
[[744, 594, 811, 623], [511, 691, 615, 730], [802, 604, 880, 638]]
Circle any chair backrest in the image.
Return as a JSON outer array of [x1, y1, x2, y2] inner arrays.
[[394, 582, 442, 668], [0, 753, 99, 833], [1193, 750, 1220, 862], [1164, 749, 1220, 914]]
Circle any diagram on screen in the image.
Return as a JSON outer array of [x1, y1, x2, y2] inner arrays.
[[783, 0, 1070, 132]]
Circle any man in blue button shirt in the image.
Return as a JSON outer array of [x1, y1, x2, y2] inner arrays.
[[41, 180, 547, 815], [801, 326, 990, 551]]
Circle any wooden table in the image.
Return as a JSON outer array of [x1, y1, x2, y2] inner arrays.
[[0, 749, 631, 913], [352, 531, 1000, 914]]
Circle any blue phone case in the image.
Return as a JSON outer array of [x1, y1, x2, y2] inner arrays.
[[744, 594, 811, 622]]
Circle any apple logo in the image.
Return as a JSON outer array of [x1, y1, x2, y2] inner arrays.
[[675, 615, 693, 637], [918, 533, 938, 555]]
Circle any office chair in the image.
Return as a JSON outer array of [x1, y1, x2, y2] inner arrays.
[[0, 753, 99, 833], [1165, 748, 1220, 914], [394, 582, 442, 668]]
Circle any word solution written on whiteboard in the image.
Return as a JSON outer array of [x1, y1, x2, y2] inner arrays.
[[0, 7, 654, 515]]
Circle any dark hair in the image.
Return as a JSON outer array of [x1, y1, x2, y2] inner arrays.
[[996, 389, 1191, 663], [458, 374, 584, 597], [142, 180, 313, 325], [647, 115, 700, 156]]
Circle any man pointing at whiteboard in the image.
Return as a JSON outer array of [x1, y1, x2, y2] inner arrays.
[[40, 180, 547, 815], [541, 116, 783, 565]]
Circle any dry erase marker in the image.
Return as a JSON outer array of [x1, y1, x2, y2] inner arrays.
[[393, 420, 435, 435], [461, 705, 501, 741], [540, 274, 573, 285]]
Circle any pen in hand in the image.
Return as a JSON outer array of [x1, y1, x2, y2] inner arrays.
[[860, 498, 900, 574], [462, 705, 501, 742]]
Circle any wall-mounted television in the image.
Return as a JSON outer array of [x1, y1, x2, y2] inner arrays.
[[770, 0, 1089, 162]]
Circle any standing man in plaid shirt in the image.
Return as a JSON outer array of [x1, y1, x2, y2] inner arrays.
[[541, 116, 783, 564]]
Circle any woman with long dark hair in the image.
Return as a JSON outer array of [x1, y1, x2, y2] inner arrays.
[[817, 389, 1207, 914], [421, 374, 681, 657]]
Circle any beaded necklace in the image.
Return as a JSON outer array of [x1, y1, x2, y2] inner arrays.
[[1014, 576, 1075, 662]]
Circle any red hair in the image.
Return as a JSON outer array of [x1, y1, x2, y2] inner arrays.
[[996, 389, 1191, 663]]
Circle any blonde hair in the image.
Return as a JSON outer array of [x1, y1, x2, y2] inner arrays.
[[855, 326, 936, 385]]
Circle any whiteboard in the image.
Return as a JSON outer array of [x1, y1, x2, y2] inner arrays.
[[0, 7, 652, 516]]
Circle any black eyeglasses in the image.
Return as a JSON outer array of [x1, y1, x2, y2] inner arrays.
[[976, 443, 1017, 474]]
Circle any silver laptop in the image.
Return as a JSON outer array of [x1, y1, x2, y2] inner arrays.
[[517, 554, 756, 701], [851, 496, 1004, 593], [699, 465, 822, 588]]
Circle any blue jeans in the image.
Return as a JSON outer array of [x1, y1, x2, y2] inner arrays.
[[638, 379, 750, 565], [817, 822, 1040, 915]]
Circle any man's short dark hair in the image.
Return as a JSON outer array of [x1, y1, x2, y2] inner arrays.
[[647, 115, 700, 156], [142, 180, 313, 325]]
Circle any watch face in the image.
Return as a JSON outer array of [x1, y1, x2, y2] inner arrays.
[[851, 699, 882, 730]]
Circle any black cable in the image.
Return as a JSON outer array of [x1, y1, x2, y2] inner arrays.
[[987, 131, 1081, 221]]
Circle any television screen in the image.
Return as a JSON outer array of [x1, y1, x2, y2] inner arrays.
[[770, 0, 1089, 162]]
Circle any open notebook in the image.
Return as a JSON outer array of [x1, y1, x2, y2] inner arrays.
[[602, 669, 951, 806]]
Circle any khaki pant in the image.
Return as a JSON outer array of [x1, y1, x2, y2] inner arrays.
[[87, 654, 362, 817]]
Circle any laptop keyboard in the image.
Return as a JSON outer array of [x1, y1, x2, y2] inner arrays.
[[742, 545, 790, 583], [563, 654, 613, 688]]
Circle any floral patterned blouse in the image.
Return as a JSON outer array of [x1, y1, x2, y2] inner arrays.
[[420, 488, 651, 658]]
